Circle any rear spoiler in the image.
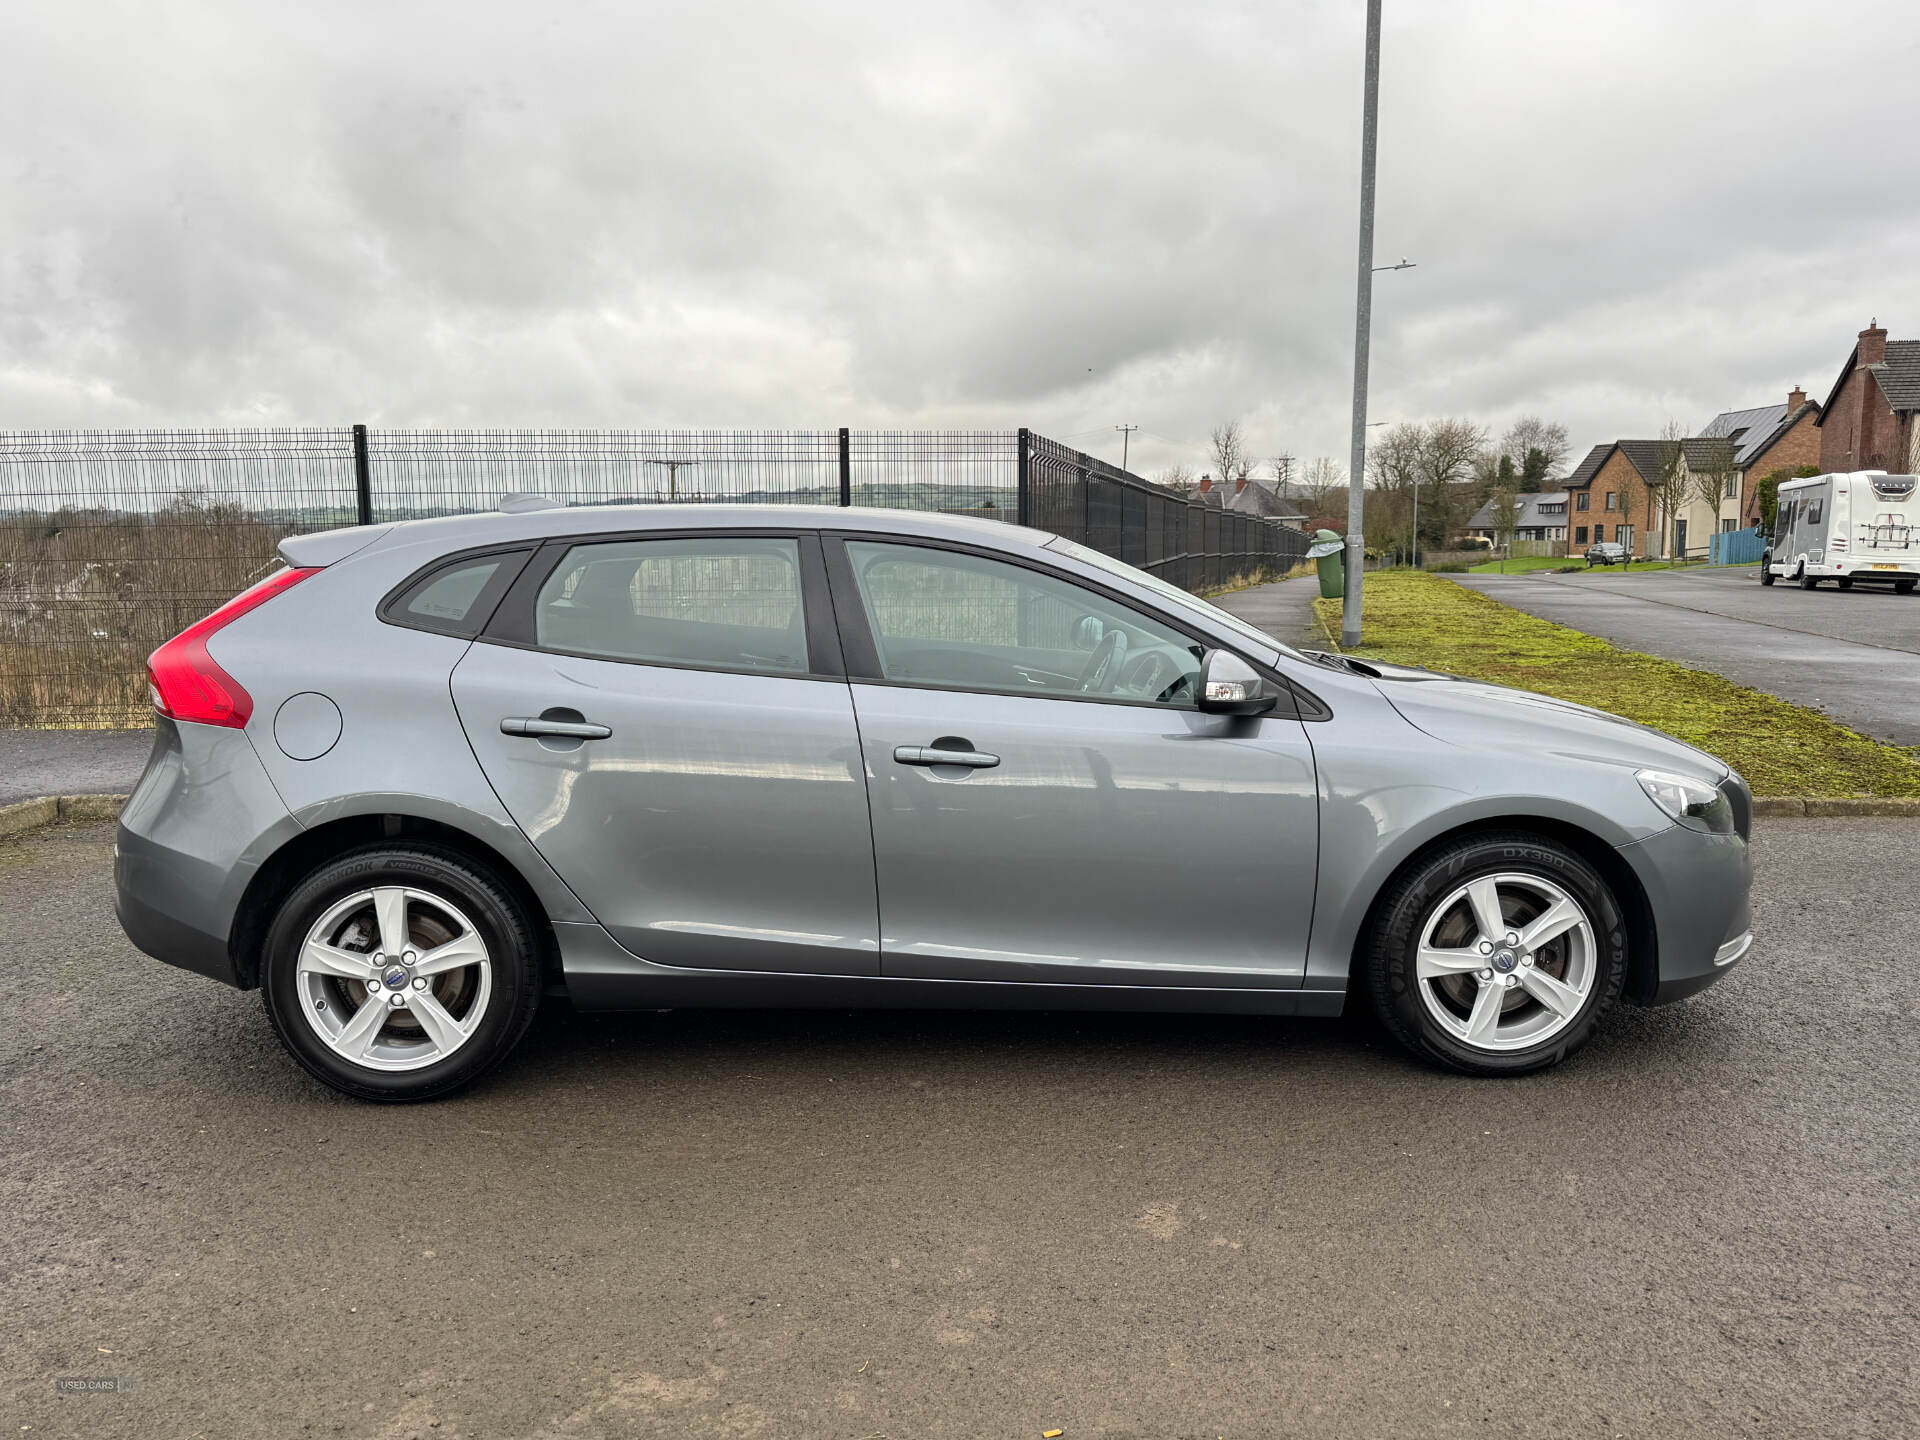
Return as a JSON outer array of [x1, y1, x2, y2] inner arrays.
[[278, 524, 392, 569]]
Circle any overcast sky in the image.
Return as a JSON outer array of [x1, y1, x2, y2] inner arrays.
[[5, 0, 1918, 478]]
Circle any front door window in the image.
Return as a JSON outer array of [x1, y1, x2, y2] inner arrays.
[[844, 540, 1203, 707]]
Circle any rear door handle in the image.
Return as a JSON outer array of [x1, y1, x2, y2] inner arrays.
[[893, 744, 998, 769], [501, 716, 612, 739]]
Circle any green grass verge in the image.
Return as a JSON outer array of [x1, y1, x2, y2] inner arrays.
[[1459, 554, 1583, 574], [1310, 571, 1920, 798]]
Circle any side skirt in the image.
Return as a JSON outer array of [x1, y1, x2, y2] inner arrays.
[[555, 922, 1345, 1018]]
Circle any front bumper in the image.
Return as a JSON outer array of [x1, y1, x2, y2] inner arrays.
[[1615, 813, 1753, 1005]]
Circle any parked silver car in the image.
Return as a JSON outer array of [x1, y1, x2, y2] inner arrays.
[[116, 506, 1753, 1100]]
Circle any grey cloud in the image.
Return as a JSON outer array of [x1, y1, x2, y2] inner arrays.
[[3, 0, 1918, 477]]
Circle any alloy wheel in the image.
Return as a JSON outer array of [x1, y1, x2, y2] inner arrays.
[[295, 886, 494, 1072], [1412, 872, 1597, 1053]]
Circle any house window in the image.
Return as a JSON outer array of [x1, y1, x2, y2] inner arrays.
[[1576, 492, 1590, 511], [1593, 524, 1604, 542], [1575, 526, 1588, 544], [1605, 491, 1618, 511], [1723, 475, 1737, 499]]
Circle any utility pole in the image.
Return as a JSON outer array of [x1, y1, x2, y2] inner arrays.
[[1341, 0, 1383, 649], [1410, 472, 1419, 569], [1115, 424, 1139, 473], [643, 458, 701, 501]]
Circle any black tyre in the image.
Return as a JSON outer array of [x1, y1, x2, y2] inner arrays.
[[1898, 580, 1916, 596], [1759, 555, 1774, 586], [261, 844, 543, 1102], [1837, 577, 1854, 591], [1362, 832, 1627, 1076], [1798, 566, 1817, 589]]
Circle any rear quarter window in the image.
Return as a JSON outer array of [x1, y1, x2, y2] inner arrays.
[[383, 551, 529, 636]]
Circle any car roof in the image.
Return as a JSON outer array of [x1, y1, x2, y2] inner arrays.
[[287, 503, 1057, 567]]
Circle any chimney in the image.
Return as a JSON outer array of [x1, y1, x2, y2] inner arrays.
[[1858, 320, 1888, 366], [1788, 385, 1806, 410], [1234, 473, 1248, 495], [1197, 473, 1213, 494]]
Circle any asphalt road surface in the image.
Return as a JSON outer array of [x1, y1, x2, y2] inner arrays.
[[5, 820, 1917, 1439], [0, 728, 152, 806], [1452, 567, 1920, 745]]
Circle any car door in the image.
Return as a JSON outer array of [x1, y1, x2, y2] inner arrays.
[[824, 535, 1319, 989], [452, 530, 880, 976]]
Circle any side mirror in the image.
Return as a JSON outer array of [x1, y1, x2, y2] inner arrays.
[[1197, 650, 1278, 716]]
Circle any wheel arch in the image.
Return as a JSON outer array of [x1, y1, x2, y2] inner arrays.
[[1345, 813, 1659, 1008], [229, 811, 563, 990]]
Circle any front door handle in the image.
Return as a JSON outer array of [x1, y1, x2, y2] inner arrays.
[[894, 744, 998, 769], [501, 716, 612, 740]]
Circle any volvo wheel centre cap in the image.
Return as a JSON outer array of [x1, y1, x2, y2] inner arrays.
[[384, 966, 409, 989], [1493, 949, 1517, 973]]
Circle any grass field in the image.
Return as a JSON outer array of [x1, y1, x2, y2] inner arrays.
[[1459, 554, 1584, 574], [1311, 571, 1920, 798]]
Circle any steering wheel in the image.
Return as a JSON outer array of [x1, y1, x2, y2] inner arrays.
[[1122, 649, 1177, 702], [1077, 627, 1130, 695]]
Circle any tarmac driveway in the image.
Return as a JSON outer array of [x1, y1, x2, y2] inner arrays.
[[6, 816, 1919, 1439], [1452, 567, 1920, 745]]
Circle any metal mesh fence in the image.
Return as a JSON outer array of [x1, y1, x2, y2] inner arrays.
[[0, 425, 1304, 726], [0, 429, 358, 727], [1026, 432, 1309, 593]]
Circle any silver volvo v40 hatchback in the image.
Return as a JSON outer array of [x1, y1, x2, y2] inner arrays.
[[116, 505, 1753, 1100]]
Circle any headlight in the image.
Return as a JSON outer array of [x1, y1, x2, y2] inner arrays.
[[1635, 768, 1735, 834]]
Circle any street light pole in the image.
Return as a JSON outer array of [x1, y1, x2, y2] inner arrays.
[[1341, 0, 1384, 649]]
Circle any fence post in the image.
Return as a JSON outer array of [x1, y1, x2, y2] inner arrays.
[[838, 427, 852, 507], [351, 424, 373, 526], [1015, 428, 1030, 527]]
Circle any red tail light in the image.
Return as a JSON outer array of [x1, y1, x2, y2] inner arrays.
[[146, 567, 319, 728]]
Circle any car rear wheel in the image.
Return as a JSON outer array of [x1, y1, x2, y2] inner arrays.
[[1362, 832, 1627, 1076], [1838, 577, 1854, 591], [261, 844, 543, 1101], [1898, 580, 1916, 595]]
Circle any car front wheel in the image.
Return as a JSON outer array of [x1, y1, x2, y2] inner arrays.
[[260, 844, 544, 1101], [1362, 832, 1627, 1076]]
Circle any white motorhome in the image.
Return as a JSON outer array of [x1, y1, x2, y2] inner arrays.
[[1762, 471, 1920, 592]]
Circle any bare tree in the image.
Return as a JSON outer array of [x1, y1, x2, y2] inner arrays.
[[1654, 417, 1687, 556], [1500, 416, 1571, 491], [1157, 464, 1197, 497], [1367, 422, 1425, 559], [1210, 421, 1246, 490], [1493, 487, 1520, 550], [1689, 439, 1737, 533], [1300, 456, 1345, 511], [1417, 418, 1491, 548]]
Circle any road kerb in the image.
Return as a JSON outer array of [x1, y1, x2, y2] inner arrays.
[[0, 794, 129, 838]]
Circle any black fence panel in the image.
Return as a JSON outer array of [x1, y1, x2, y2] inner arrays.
[[0, 425, 1305, 726]]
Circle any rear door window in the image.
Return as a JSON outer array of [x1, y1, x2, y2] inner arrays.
[[533, 536, 810, 674]]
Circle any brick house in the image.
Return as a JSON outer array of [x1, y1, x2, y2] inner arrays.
[[1561, 441, 1669, 556], [1698, 390, 1822, 527], [1817, 320, 1920, 474]]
